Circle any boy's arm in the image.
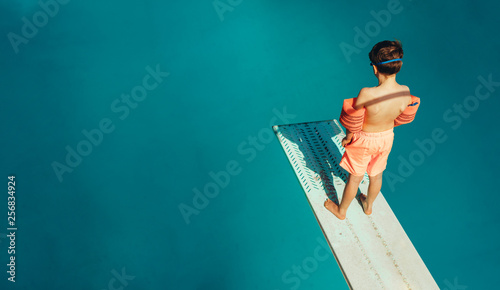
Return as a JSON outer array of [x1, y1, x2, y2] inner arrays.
[[341, 89, 367, 147], [394, 95, 420, 126]]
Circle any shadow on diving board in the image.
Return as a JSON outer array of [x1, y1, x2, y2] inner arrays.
[[273, 119, 438, 290]]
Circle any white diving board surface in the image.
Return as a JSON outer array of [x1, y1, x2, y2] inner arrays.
[[273, 120, 438, 290]]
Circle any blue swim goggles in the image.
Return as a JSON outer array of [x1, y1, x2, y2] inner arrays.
[[370, 58, 402, 66]]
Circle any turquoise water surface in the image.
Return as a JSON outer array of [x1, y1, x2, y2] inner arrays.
[[1, 0, 499, 289]]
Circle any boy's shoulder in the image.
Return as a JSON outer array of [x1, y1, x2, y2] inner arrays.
[[356, 86, 377, 102], [353, 87, 373, 109], [360, 84, 410, 94], [355, 85, 411, 109]]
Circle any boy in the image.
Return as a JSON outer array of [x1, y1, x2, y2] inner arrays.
[[324, 40, 420, 220]]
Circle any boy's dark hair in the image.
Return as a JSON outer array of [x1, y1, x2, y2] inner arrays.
[[369, 40, 403, 75]]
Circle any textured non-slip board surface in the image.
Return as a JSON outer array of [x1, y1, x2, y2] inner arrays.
[[273, 120, 438, 290]]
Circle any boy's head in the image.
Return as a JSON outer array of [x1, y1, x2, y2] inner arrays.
[[369, 40, 403, 75]]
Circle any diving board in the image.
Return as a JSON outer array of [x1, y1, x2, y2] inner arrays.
[[273, 120, 438, 290]]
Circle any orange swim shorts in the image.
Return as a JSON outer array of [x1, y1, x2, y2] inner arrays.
[[339, 128, 394, 177]]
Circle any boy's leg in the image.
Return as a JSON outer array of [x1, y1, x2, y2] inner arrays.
[[363, 130, 393, 215], [324, 173, 363, 220], [360, 172, 383, 215]]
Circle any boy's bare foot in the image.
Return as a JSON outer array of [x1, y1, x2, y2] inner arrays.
[[324, 199, 346, 220], [359, 194, 372, 215]]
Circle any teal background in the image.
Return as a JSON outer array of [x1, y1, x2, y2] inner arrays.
[[1, 0, 499, 289]]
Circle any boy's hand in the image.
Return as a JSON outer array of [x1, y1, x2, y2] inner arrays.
[[342, 130, 354, 147], [342, 136, 353, 147]]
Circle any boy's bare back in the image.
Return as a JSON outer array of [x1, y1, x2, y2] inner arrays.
[[354, 81, 412, 132]]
